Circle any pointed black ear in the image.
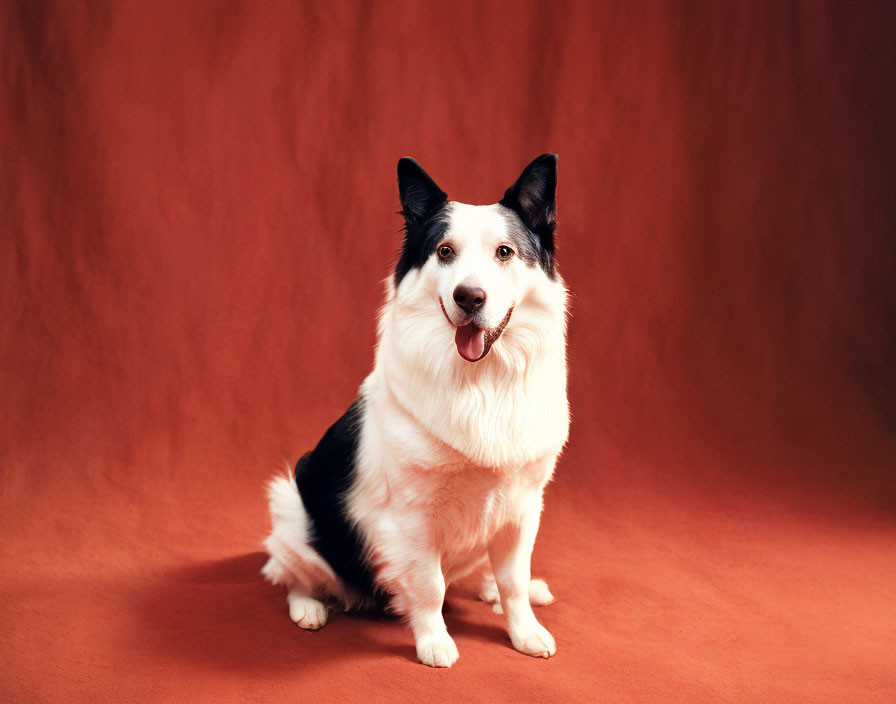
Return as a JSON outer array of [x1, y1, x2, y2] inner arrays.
[[397, 157, 447, 230], [500, 153, 558, 254]]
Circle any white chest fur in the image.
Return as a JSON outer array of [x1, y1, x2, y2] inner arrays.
[[350, 380, 560, 583], [347, 297, 568, 585]]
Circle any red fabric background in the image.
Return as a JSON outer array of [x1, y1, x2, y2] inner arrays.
[[2, 1, 894, 701]]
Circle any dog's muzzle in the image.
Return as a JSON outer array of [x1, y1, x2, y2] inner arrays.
[[440, 299, 514, 362]]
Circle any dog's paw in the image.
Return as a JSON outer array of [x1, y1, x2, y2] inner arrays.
[[287, 594, 328, 631], [528, 578, 554, 606], [416, 634, 459, 668], [478, 576, 554, 614], [510, 623, 556, 659]]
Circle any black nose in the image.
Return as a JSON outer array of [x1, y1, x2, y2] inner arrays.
[[453, 284, 486, 314]]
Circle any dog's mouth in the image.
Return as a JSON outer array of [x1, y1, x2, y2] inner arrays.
[[439, 299, 514, 363]]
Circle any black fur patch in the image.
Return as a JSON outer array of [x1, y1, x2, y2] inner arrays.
[[395, 157, 449, 286], [498, 204, 553, 275], [294, 398, 386, 606], [499, 153, 558, 279], [394, 206, 450, 285]]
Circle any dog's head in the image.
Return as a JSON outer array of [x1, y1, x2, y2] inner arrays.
[[393, 155, 560, 363]]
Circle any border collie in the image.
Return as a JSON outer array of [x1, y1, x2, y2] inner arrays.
[[262, 154, 569, 667]]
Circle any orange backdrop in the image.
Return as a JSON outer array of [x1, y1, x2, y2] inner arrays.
[[2, 1, 894, 701]]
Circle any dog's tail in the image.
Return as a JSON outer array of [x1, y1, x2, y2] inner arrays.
[[261, 457, 310, 587], [261, 454, 338, 596]]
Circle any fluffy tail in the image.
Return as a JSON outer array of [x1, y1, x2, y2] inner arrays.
[[261, 458, 338, 596], [260, 470, 310, 587]]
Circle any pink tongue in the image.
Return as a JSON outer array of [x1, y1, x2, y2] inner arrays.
[[455, 324, 486, 362]]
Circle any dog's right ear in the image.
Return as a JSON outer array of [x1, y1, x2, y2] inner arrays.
[[397, 157, 447, 231]]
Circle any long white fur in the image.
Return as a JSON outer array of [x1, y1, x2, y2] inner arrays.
[[263, 202, 569, 666]]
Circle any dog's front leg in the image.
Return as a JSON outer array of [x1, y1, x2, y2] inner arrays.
[[488, 491, 556, 658], [390, 555, 458, 668]]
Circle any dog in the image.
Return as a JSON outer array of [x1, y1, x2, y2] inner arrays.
[[262, 154, 569, 667]]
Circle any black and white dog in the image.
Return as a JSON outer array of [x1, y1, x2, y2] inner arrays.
[[263, 155, 569, 667]]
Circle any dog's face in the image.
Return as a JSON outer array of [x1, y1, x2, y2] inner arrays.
[[394, 155, 559, 363]]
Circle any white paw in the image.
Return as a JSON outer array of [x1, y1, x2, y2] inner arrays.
[[529, 578, 554, 606], [287, 595, 328, 631], [511, 623, 556, 659], [416, 634, 459, 668], [479, 578, 500, 604], [478, 577, 554, 613]]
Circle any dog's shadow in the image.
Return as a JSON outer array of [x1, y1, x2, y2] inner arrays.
[[132, 552, 508, 671], [133, 553, 407, 670]]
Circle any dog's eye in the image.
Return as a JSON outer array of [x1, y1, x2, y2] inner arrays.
[[496, 245, 514, 261], [437, 244, 455, 261]]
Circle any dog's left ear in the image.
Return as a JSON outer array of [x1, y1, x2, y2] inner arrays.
[[500, 153, 558, 254], [397, 157, 447, 231]]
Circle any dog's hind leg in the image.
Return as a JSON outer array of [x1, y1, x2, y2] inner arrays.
[[478, 572, 554, 614], [286, 588, 328, 630], [262, 475, 343, 630]]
